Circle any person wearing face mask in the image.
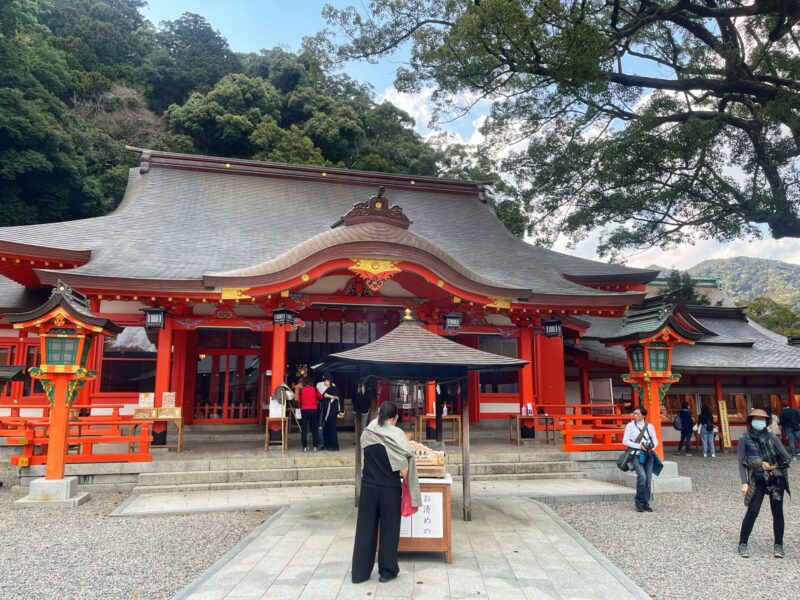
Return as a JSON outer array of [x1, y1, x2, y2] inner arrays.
[[738, 408, 792, 558], [622, 405, 659, 512]]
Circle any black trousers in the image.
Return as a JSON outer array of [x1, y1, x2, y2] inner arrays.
[[677, 430, 692, 453], [739, 478, 785, 545], [322, 407, 339, 450], [352, 484, 401, 583], [300, 409, 318, 449]]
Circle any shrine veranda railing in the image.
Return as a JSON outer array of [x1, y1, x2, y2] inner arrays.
[[0, 404, 152, 465]]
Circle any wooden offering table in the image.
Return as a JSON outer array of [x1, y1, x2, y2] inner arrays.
[[415, 414, 462, 446], [398, 474, 453, 564], [264, 417, 289, 452]]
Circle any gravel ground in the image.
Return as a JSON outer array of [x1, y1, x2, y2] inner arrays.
[[555, 451, 800, 599], [0, 466, 270, 600]]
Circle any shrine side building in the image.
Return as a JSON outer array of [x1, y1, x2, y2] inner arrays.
[[0, 148, 798, 446]]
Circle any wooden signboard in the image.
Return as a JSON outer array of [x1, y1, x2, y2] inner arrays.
[[718, 399, 732, 449], [398, 476, 452, 563], [161, 392, 176, 408], [409, 439, 446, 478]]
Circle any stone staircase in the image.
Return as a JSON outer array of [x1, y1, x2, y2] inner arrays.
[[11, 422, 587, 495], [130, 448, 586, 495]]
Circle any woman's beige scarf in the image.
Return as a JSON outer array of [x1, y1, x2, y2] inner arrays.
[[361, 419, 421, 507]]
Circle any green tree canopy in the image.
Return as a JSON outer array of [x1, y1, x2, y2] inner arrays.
[[145, 12, 242, 113], [319, 0, 800, 258], [659, 269, 711, 305], [739, 296, 800, 337], [0, 1, 518, 238]]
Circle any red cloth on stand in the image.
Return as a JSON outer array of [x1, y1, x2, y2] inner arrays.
[[401, 480, 418, 517]]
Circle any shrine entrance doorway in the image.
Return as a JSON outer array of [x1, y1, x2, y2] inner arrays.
[[192, 329, 264, 424]]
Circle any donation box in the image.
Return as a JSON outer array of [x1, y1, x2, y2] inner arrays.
[[398, 474, 452, 563]]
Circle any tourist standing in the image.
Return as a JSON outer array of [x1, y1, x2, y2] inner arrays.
[[319, 374, 342, 451], [779, 401, 800, 460], [738, 408, 791, 558], [623, 406, 658, 512], [297, 377, 321, 452], [676, 402, 694, 456], [352, 401, 420, 584], [697, 404, 716, 458]]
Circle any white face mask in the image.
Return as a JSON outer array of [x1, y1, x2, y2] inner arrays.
[[751, 419, 767, 431]]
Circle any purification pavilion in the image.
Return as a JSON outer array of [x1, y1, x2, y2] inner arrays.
[[0, 148, 798, 454]]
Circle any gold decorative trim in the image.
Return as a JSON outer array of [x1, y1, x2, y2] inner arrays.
[[220, 288, 252, 301], [487, 298, 512, 309], [348, 258, 401, 276]]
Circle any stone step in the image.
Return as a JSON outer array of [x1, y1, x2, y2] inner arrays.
[[132, 470, 588, 495], [136, 459, 582, 488], [132, 478, 355, 494], [454, 471, 588, 482]]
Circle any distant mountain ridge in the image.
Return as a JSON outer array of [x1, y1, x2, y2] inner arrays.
[[687, 257, 800, 309]]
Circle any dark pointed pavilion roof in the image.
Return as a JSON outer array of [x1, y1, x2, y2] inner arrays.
[[322, 315, 527, 380], [6, 280, 123, 334], [0, 148, 657, 306], [600, 293, 709, 345]]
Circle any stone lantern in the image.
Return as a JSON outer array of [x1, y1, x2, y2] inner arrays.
[[9, 281, 121, 506], [601, 295, 705, 460]]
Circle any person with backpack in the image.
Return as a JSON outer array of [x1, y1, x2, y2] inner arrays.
[[623, 405, 659, 512], [674, 401, 694, 456], [778, 401, 800, 460], [697, 404, 716, 458], [738, 408, 791, 558]]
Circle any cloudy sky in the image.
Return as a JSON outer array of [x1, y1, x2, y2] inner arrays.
[[143, 1, 800, 270]]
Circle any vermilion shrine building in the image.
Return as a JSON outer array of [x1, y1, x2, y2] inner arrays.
[[0, 148, 798, 449]]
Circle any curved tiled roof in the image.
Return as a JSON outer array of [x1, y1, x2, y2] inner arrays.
[[580, 309, 800, 372], [329, 319, 528, 369], [0, 150, 658, 298]]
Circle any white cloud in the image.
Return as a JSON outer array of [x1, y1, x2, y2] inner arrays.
[[549, 229, 800, 269], [379, 87, 435, 133]]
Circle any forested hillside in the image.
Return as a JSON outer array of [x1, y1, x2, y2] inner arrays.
[[689, 257, 800, 310], [0, 1, 521, 231]]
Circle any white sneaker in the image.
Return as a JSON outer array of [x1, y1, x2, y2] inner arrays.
[[712, 454, 716, 457], [703, 454, 707, 458]]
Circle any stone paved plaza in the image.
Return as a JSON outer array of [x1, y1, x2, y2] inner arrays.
[[121, 480, 647, 600]]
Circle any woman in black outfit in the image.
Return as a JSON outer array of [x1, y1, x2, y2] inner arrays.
[[738, 408, 791, 558], [319, 375, 341, 451], [351, 401, 419, 584]]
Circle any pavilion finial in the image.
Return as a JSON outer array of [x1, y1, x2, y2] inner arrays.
[[402, 308, 415, 322]]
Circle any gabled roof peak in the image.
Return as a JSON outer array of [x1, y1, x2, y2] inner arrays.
[[331, 187, 412, 230]]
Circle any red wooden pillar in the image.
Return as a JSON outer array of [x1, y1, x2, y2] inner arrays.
[[519, 326, 534, 408], [183, 330, 198, 424], [44, 378, 73, 480], [519, 325, 535, 433], [459, 334, 481, 423], [425, 381, 436, 414], [268, 324, 287, 435], [153, 317, 174, 436], [423, 324, 439, 434], [171, 329, 188, 409], [533, 326, 566, 414], [579, 364, 591, 406], [788, 378, 797, 409]]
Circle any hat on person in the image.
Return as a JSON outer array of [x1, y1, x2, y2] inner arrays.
[[747, 408, 769, 421]]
